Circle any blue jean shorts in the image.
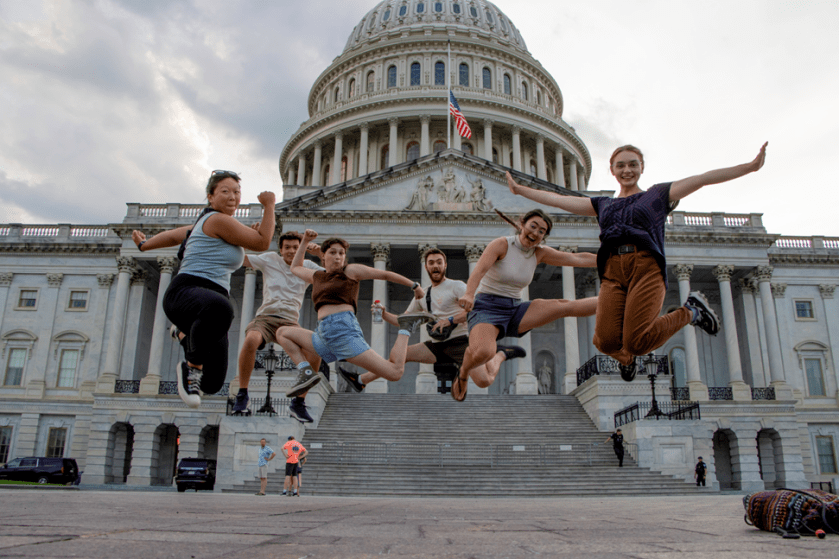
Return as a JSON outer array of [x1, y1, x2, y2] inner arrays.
[[467, 293, 531, 340], [311, 311, 371, 363]]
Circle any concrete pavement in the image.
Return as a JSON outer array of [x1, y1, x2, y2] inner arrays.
[[0, 490, 831, 558]]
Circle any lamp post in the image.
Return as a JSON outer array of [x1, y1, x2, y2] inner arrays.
[[643, 353, 666, 419], [256, 345, 279, 416]]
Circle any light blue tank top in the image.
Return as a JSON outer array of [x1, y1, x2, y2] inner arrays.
[[178, 212, 245, 292]]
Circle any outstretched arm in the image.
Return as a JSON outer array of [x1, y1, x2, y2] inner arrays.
[[536, 246, 597, 268], [669, 142, 767, 202], [132, 226, 191, 252], [346, 264, 424, 299], [506, 171, 596, 216], [289, 229, 317, 283]]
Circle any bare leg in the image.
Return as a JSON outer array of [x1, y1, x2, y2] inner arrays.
[[467, 351, 509, 388], [516, 297, 598, 333], [359, 343, 435, 384], [346, 333, 410, 382], [276, 327, 318, 367], [458, 324, 502, 379], [259, 477, 267, 494]]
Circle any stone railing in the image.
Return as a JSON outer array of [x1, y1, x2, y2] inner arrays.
[[772, 236, 839, 249], [0, 224, 116, 238], [125, 203, 263, 221], [666, 212, 762, 229]]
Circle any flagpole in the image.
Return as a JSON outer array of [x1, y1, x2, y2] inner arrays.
[[447, 39, 451, 150]]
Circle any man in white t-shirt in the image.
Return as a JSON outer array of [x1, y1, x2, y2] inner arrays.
[[232, 231, 324, 422], [339, 248, 525, 392]]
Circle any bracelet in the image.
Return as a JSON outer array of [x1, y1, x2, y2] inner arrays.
[[137, 241, 146, 252], [411, 282, 420, 290], [448, 316, 455, 325]]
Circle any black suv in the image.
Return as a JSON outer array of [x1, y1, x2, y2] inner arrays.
[[175, 458, 216, 492], [0, 457, 80, 485]]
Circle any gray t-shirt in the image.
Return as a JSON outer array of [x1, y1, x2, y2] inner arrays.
[[248, 253, 323, 322]]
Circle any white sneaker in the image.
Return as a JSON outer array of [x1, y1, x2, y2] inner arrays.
[[177, 361, 202, 408]]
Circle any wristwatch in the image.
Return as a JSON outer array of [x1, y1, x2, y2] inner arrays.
[[411, 282, 420, 290], [448, 316, 455, 325]]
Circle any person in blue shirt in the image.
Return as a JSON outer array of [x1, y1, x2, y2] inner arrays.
[[256, 438, 276, 496]]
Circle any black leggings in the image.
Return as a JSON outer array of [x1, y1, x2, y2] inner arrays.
[[163, 273, 233, 395]]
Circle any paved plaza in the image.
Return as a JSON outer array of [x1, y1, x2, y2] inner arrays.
[[0, 489, 831, 558]]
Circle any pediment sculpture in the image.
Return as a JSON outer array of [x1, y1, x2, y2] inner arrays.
[[404, 168, 493, 212]]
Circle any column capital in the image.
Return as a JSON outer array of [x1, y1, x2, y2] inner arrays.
[[131, 269, 148, 286], [737, 277, 757, 294], [535, 133, 545, 144], [334, 131, 343, 141], [556, 245, 577, 253], [419, 115, 431, 125], [244, 267, 258, 276], [388, 117, 400, 126], [0, 272, 12, 287], [754, 265, 773, 282], [511, 125, 521, 135], [313, 139, 323, 149], [372, 243, 391, 262], [673, 263, 694, 281], [359, 121, 370, 131], [819, 284, 836, 299], [712, 264, 734, 282], [97, 274, 115, 288], [465, 244, 485, 263], [418, 243, 436, 260], [116, 256, 136, 273], [771, 283, 787, 298], [46, 273, 64, 288], [483, 118, 493, 129], [156, 256, 179, 274]]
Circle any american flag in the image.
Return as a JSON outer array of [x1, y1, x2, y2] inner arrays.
[[449, 91, 472, 139]]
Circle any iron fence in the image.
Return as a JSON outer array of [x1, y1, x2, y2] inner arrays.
[[614, 401, 701, 428], [158, 381, 178, 395], [670, 387, 690, 401], [115, 380, 140, 394], [708, 387, 733, 401], [226, 396, 290, 417], [751, 387, 776, 401], [810, 481, 834, 493], [577, 354, 670, 386]]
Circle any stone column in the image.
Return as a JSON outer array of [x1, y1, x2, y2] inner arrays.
[[286, 165, 296, 186], [297, 154, 307, 187], [311, 140, 323, 187], [465, 244, 488, 395], [367, 243, 391, 394], [515, 286, 538, 394], [818, 285, 839, 395], [483, 119, 493, 161], [331, 132, 343, 185], [0, 273, 13, 337], [420, 116, 431, 157], [577, 166, 587, 191], [738, 279, 766, 387], [554, 147, 566, 188], [568, 158, 578, 191], [755, 266, 793, 399], [536, 135, 547, 181], [140, 256, 178, 395], [674, 264, 708, 401], [358, 122, 369, 176], [415, 243, 439, 394], [511, 126, 522, 171], [388, 117, 399, 167], [713, 265, 750, 400], [580, 272, 598, 361], [560, 248, 580, 394], [237, 268, 258, 353], [97, 256, 135, 393]]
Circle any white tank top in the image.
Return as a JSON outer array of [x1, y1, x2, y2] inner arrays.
[[477, 236, 538, 299]]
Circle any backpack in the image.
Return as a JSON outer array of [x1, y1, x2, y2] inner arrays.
[[744, 488, 839, 537], [177, 207, 217, 261]]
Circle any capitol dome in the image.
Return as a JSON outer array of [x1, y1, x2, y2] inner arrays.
[[279, 0, 591, 195]]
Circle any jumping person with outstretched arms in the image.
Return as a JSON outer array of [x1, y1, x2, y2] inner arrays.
[[506, 142, 768, 380], [453, 209, 599, 401]]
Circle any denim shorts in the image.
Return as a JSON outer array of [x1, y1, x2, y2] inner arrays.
[[311, 311, 371, 363], [467, 293, 531, 340]]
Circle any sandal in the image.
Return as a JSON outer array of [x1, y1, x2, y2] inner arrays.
[[451, 371, 468, 402]]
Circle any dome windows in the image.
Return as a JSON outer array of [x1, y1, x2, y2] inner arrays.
[[503, 73, 511, 95], [536, 90, 541, 106], [459, 63, 469, 87], [367, 71, 375, 92], [434, 61, 445, 86], [410, 62, 421, 86], [406, 141, 420, 161], [387, 65, 397, 88], [334, 86, 340, 104], [434, 2, 443, 13], [482, 67, 491, 90], [416, 2, 424, 14], [382, 8, 391, 21], [452, 3, 461, 14], [521, 81, 528, 101], [485, 9, 494, 24], [348, 78, 356, 98], [399, 4, 408, 17], [498, 15, 508, 33]]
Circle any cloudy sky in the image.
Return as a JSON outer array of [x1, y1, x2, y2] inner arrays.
[[1, 0, 837, 237]]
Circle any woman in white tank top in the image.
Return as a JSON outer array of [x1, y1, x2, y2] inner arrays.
[[452, 209, 599, 401]]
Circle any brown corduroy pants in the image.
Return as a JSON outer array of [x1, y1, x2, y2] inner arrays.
[[593, 249, 691, 366]]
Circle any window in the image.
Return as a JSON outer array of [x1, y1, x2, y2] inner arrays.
[[334, 86, 340, 104], [366, 71, 375, 92], [503, 73, 511, 95], [485, 9, 493, 23], [433, 140, 446, 153], [416, 2, 424, 13], [499, 15, 508, 32], [0, 426, 11, 464], [410, 62, 421, 86], [57, 349, 79, 388], [482, 67, 491, 89], [795, 300, 815, 320], [406, 141, 420, 161], [462, 143, 473, 155], [530, 160, 537, 177], [816, 436, 837, 474], [4, 348, 26, 386], [537, 90, 542, 105], [340, 157, 348, 182], [492, 148, 498, 164], [470, 5, 478, 18], [434, 61, 445, 85], [17, 289, 37, 310], [452, 3, 461, 14], [434, 2, 443, 13], [459, 63, 469, 86], [382, 8, 391, 21], [68, 290, 88, 310], [521, 82, 528, 101], [381, 145, 390, 169], [399, 4, 407, 17], [348, 78, 356, 98], [387, 65, 397, 88], [46, 428, 67, 458], [805, 358, 826, 396]]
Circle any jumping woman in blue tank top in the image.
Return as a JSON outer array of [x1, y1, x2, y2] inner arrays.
[[131, 170, 276, 408]]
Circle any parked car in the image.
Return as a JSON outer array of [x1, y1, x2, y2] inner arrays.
[[175, 458, 216, 492], [0, 457, 80, 485]]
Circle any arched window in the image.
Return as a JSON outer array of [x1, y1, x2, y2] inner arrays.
[[469, 4, 478, 18], [334, 86, 340, 104], [399, 4, 408, 17], [387, 65, 397, 88], [434, 61, 445, 85], [348, 78, 356, 98], [452, 3, 461, 15], [530, 160, 537, 176], [503, 73, 511, 95], [416, 2, 424, 13], [499, 15, 508, 32], [433, 140, 446, 153], [381, 145, 390, 169], [492, 148, 498, 164], [521, 81, 528, 101], [462, 143, 473, 155], [537, 90, 542, 105], [406, 141, 420, 161], [410, 62, 421, 86], [340, 156, 348, 182], [382, 8, 391, 21], [485, 9, 494, 24], [482, 67, 491, 89], [366, 71, 375, 92], [434, 2, 443, 13], [459, 63, 469, 87]]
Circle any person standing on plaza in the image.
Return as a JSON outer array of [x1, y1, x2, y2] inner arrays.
[[295, 455, 306, 495], [453, 209, 599, 401], [506, 142, 767, 381], [695, 456, 707, 487], [132, 170, 275, 408], [255, 438, 276, 496], [341, 248, 527, 392], [281, 436, 307, 497], [233, 231, 324, 423], [605, 428, 625, 467]]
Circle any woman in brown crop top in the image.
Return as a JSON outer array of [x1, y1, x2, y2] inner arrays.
[[277, 229, 435, 389]]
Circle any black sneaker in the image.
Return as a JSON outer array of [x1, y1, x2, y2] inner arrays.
[[397, 311, 436, 334], [231, 391, 249, 414], [685, 291, 720, 336], [496, 345, 527, 361], [289, 398, 314, 423], [177, 361, 202, 408], [619, 360, 637, 382], [286, 367, 320, 398], [338, 367, 365, 393]]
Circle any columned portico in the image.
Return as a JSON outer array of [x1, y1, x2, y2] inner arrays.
[[674, 264, 708, 401], [755, 265, 793, 400], [568, 158, 578, 191], [713, 265, 750, 401], [388, 118, 399, 167], [420, 116, 431, 157], [368, 243, 390, 394], [297, 155, 306, 187], [414, 244, 438, 394], [465, 244, 488, 395], [737, 279, 766, 387]]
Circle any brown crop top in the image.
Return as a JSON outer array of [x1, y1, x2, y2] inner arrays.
[[311, 269, 360, 313]]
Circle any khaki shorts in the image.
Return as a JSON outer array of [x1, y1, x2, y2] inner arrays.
[[246, 315, 298, 349], [258, 465, 268, 478]]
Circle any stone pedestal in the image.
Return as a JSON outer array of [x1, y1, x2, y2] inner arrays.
[[730, 381, 753, 402], [515, 371, 538, 395], [687, 380, 710, 402], [139, 376, 160, 395], [415, 372, 438, 394]]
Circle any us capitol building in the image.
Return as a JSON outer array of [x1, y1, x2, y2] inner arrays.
[[1, 0, 837, 493]]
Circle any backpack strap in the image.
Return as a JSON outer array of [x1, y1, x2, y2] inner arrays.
[[425, 285, 432, 313]]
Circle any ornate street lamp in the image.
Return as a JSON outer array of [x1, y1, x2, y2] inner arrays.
[[643, 353, 666, 419], [256, 345, 279, 416]]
